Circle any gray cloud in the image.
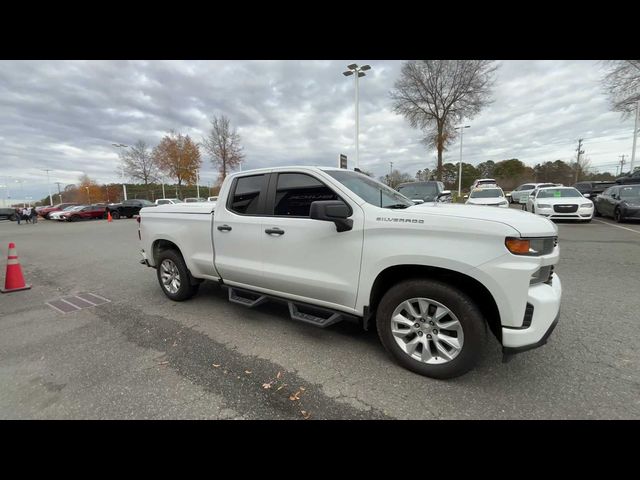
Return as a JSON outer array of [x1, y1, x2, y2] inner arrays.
[[0, 60, 637, 203]]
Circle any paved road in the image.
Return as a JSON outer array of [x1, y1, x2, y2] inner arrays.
[[0, 213, 638, 419]]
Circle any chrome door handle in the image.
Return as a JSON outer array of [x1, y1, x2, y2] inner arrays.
[[265, 227, 285, 236], [217, 224, 232, 232]]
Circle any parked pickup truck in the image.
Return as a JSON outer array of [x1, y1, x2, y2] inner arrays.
[[138, 166, 562, 379], [107, 199, 155, 219]]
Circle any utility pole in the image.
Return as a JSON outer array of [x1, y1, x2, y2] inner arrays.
[[619, 154, 627, 176], [54, 182, 63, 202], [43, 169, 53, 206], [388, 162, 393, 186], [630, 100, 639, 173], [196, 171, 200, 199], [575, 139, 585, 183]]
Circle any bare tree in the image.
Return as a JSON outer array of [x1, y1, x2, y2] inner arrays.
[[602, 60, 640, 116], [390, 60, 497, 180], [202, 114, 245, 182], [120, 140, 159, 191], [380, 169, 414, 188]]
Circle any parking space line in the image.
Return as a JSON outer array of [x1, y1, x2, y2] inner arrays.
[[592, 219, 640, 234]]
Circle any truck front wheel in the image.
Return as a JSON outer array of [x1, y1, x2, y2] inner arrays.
[[376, 279, 486, 379], [156, 250, 200, 301]]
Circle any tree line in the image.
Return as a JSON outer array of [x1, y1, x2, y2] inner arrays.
[[381, 158, 616, 191]]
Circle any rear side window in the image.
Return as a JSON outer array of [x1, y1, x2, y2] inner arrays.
[[522, 184, 535, 190], [229, 174, 265, 214], [273, 173, 338, 217]]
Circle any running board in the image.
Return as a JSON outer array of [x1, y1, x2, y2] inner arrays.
[[225, 286, 352, 328], [228, 287, 268, 308]]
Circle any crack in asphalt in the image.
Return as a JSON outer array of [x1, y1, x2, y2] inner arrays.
[[93, 302, 391, 420]]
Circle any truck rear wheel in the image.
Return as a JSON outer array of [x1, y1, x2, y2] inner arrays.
[[156, 249, 200, 301], [111, 210, 120, 219], [376, 279, 486, 379]]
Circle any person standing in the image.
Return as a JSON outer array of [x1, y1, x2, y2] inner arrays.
[[16, 207, 21, 225], [22, 207, 31, 224], [30, 206, 37, 224]]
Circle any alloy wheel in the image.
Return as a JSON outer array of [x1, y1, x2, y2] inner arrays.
[[160, 259, 181, 294]]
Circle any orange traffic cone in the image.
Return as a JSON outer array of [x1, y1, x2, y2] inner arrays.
[[107, 211, 112, 222], [1, 242, 31, 293]]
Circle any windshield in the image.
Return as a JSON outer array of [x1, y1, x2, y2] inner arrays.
[[537, 188, 581, 198], [470, 188, 504, 198], [397, 183, 438, 199], [619, 185, 640, 199], [139, 200, 154, 206], [325, 170, 414, 208]]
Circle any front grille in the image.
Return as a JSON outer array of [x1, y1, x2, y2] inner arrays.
[[554, 204, 578, 213]]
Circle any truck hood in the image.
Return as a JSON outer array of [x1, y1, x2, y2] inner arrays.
[[408, 202, 557, 237]]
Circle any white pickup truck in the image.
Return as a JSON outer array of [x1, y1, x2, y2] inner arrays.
[[138, 166, 562, 379]]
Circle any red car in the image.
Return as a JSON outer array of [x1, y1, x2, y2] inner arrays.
[[40, 203, 78, 219], [61, 205, 107, 222]]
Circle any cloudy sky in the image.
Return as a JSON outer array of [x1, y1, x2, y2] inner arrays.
[[0, 60, 637, 203]]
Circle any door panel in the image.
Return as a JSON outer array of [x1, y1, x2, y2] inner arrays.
[[260, 172, 364, 309], [213, 174, 269, 287]]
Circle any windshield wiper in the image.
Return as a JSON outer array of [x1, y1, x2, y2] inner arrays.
[[385, 204, 410, 209]]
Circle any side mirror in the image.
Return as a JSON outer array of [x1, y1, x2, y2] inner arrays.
[[412, 199, 424, 204], [309, 200, 353, 232], [438, 190, 451, 197]]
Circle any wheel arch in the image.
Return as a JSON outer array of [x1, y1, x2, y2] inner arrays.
[[152, 239, 202, 286], [366, 264, 502, 342]]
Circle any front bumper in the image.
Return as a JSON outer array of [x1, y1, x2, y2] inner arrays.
[[501, 274, 562, 353], [535, 205, 593, 220], [622, 207, 640, 220]]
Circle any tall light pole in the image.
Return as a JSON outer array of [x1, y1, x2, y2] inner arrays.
[[630, 99, 639, 173], [15, 179, 25, 207], [112, 143, 129, 200], [343, 63, 371, 170], [85, 186, 91, 204], [42, 169, 53, 206], [196, 170, 200, 199], [455, 125, 470, 197]]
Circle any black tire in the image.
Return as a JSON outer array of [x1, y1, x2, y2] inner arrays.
[[531, 205, 535, 214], [111, 210, 120, 220], [614, 208, 624, 223], [376, 279, 486, 379], [156, 249, 200, 301], [9, 214, 16, 222], [69, 215, 77, 222]]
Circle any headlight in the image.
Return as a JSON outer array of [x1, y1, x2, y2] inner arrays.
[[505, 236, 556, 256], [580, 203, 593, 208], [537, 203, 551, 209], [499, 200, 508, 206]]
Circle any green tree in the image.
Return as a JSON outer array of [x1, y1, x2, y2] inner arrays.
[[476, 160, 496, 178]]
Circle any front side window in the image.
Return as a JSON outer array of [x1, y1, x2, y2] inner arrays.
[[229, 174, 265, 214], [274, 173, 338, 217]]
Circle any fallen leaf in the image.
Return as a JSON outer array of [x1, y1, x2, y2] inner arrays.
[[276, 384, 287, 392], [158, 361, 169, 366], [301, 411, 311, 420], [212, 364, 221, 368], [172, 341, 178, 347], [289, 391, 301, 401], [276, 371, 282, 379], [299, 387, 306, 391], [244, 370, 252, 374], [262, 383, 272, 389]]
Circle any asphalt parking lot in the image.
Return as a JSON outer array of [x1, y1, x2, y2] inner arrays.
[[0, 212, 639, 419]]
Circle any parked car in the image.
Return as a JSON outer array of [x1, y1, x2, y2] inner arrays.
[[107, 199, 155, 219], [49, 205, 85, 220], [573, 181, 616, 199], [524, 186, 593, 222], [61, 205, 107, 222], [615, 169, 640, 185], [511, 183, 558, 204], [594, 184, 640, 222], [465, 187, 509, 207], [184, 197, 208, 203], [0, 207, 18, 221], [155, 198, 182, 205], [139, 166, 562, 379], [39, 203, 78, 219], [396, 181, 451, 204], [470, 178, 497, 189]]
